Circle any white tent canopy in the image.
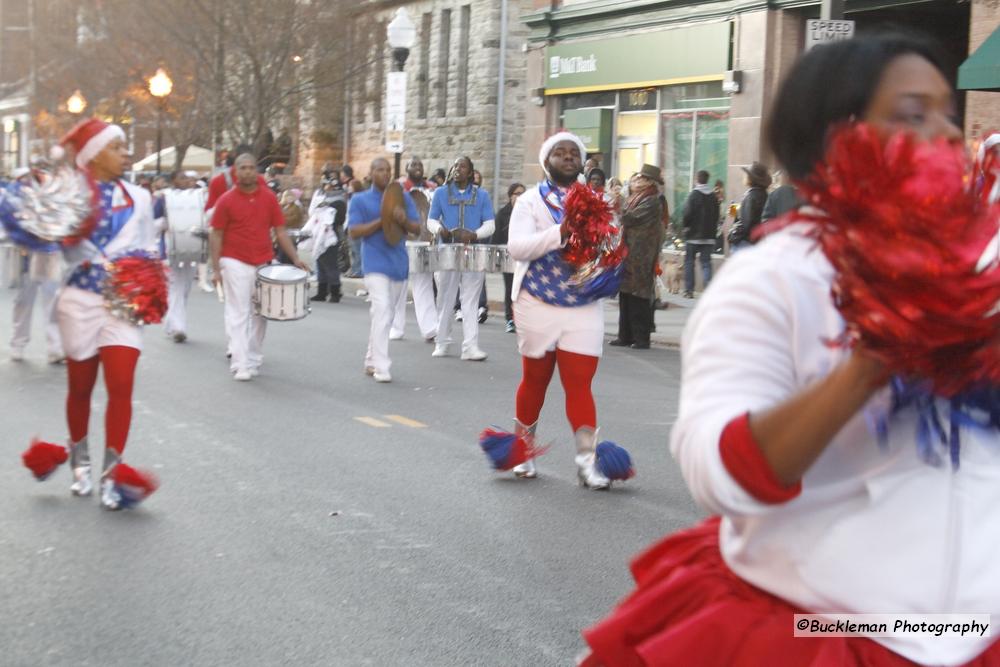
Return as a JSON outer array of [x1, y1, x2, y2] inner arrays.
[[132, 145, 214, 173]]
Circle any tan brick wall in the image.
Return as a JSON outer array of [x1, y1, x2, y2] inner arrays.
[[965, 1, 1000, 142]]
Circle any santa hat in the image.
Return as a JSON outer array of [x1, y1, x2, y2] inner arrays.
[[56, 118, 126, 168], [538, 130, 587, 175]]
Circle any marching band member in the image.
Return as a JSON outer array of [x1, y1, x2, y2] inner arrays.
[[347, 157, 420, 383], [210, 153, 308, 382], [393, 156, 438, 342], [427, 156, 494, 361], [8, 166, 65, 363], [154, 170, 206, 342]]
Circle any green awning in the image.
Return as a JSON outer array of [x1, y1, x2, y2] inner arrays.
[[959, 26, 1000, 91]]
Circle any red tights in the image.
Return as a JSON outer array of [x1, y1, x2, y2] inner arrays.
[[66, 345, 140, 455], [515, 349, 599, 432]]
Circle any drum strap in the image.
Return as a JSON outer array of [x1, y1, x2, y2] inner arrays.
[[446, 183, 479, 231]]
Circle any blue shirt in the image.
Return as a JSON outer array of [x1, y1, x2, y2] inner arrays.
[[347, 186, 418, 282], [428, 184, 494, 233]]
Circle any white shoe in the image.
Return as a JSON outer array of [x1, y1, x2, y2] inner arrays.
[[364, 366, 376, 376], [234, 369, 253, 381], [454, 310, 463, 322], [100, 478, 123, 510], [513, 459, 537, 479], [389, 330, 404, 341], [248, 367, 260, 377], [356, 288, 368, 297], [47, 352, 66, 364], [69, 436, 92, 496], [373, 371, 392, 383], [461, 347, 488, 361], [432, 344, 449, 358], [575, 452, 611, 490], [10, 347, 24, 361]]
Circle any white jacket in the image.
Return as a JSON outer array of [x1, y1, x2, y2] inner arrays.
[[671, 224, 1000, 665], [506, 185, 565, 301]]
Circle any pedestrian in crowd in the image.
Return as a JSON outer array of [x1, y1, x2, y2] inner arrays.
[[611, 165, 664, 350], [305, 176, 347, 303], [472, 169, 483, 187], [581, 32, 1000, 666], [713, 179, 727, 252], [347, 157, 421, 383], [584, 157, 601, 175], [393, 157, 438, 341], [205, 143, 253, 212], [431, 168, 447, 187], [492, 182, 526, 334], [210, 153, 308, 382], [8, 166, 64, 364], [680, 169, 720, 298], [587, 167, 606, 193], [279, 189, 305, 229], [427, 156, 494, 361], [49, 119, 156, 508], [265, 165, 281, 194], [607, 177, 624, 216], [501, 131, 628, 487], [727, 161, 771, 249], [761, 169, 802, 223], [343, 165, 365, 279], [340, 165, 354, 188], [155, 169, 206, 343]]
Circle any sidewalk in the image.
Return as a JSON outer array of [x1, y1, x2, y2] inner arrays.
[[341, 272, 695, 348]]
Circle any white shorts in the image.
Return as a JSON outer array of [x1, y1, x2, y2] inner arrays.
[[56, 286, 143, 361], [513, 292, 604, 359]]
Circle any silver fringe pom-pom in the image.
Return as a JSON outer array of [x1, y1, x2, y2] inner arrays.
[[11, 166, 94, 242]]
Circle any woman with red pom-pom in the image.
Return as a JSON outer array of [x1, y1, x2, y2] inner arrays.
[[21, 118, 160, 511], [581, 34, 1000, 666]]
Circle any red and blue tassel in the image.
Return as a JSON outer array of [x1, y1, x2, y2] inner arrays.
[[21, 438, 68, 481], [110, 463, 159, 509], [478, 428, 548, 471], [595, 441, 635, 481]]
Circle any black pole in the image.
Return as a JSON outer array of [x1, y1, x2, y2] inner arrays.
[[394, 151, 401, 180], [155, 102, 163, 175]]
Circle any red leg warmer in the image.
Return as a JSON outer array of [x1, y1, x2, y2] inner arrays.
[[99, 346, 140, 455], [556, 349, 599, 432], [515, 351, 557, 426], [66, 356, 100, 442]]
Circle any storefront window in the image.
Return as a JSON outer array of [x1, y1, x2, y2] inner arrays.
[[2, 119, 21, 175]]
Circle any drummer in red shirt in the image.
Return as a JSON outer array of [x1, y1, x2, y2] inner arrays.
[[210, 153, 308, 382]]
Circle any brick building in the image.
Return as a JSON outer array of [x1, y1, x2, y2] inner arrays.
[[325, 0, 533, 208]]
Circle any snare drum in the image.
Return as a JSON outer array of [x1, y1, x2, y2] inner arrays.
[[254, 264, 310, 321], [462, 244, 497, 272], [497, 245, 514, 273], [406, 241, 431, 273], [433, 244, 463, 272], [165, 189, 209, 268]]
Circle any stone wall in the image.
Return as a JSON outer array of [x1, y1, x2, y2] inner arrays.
[[965, 0, 1000, 142]]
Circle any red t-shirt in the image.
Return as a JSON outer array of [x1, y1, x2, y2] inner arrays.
[[205, 167, 236, 211], [211, 184, 285, 265]]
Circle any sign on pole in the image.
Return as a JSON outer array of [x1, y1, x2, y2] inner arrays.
[[385, 71, 407, 153], [805, 19, 855, 51]]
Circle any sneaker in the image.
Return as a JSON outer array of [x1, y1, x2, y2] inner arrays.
[[609, 339, 632, 347], [310, 293, 328, 303], [100, 478, 123, 510], [461, 347, 488, 361], [575, 452, 611, 490], [373, 371, 392, 383], [432, 344, 449, 358], [454, 310, 463, 322], [248, 367, 260, 377], [478, 306, 488, 324], [389, 330, 404, 341], [513, 459, 537, 479], [683, 291, 694, 299], [172, 332, 187, 343], [47, 352, 66, 364], [505, 320, 516, 334], [364, 366, 376, 376], [356, 288, 368, 297], [233, 369, 253, 381], [10, 347, 24, 361], [424, 334, 437, 344]]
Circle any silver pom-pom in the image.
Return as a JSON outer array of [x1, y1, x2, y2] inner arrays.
[[12, 166, 94, 242]]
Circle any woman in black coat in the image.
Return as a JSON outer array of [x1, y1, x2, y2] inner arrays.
[[493, 182, 526, 333], [729, 162, 772, 250]]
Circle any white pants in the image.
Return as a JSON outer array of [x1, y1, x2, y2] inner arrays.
[[221, 257, 266, 373], [391, 272, 438, 340], [364, 273, 405, 375], [435, 270, 485, 352], [11, 278, 63, 355], [165, 263, 197, 335]]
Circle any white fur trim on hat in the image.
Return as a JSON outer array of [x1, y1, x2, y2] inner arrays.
[[538, 131, 587, 175], [75, 124, 126, 169]]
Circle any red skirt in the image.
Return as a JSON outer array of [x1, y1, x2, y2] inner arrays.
[[581, 517, 1000, 667]]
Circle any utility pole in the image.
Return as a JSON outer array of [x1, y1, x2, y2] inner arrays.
[[27, 0, 37, 156], [820, 0, 845, 20]]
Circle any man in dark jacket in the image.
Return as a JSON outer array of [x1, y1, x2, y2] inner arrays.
[[728, 161, 771, 250], [680, 170, 720, 298]]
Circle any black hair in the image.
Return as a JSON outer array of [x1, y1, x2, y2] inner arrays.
[[448, 156, 474, 183], [696, 170, 710, 184], [767, 32, 947, 181], [342, 165, 354, 178], [507, 182, 525, 198], [587, 168, 606, 184]]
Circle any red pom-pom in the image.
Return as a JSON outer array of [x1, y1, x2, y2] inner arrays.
[[104, 252, 169, 324], [111, 463, 159, 507], [561, 183, 624, 269], [21, 438, 68, 480], [770, 123, 1000, 396]]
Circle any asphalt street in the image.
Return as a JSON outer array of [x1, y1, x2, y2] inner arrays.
[[0, 284, 703, 667]]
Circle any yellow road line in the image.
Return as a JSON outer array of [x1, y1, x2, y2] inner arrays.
[[354, 416, 391, 428], [384, 415, 428, 429]]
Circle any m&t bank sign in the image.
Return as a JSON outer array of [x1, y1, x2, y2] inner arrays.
[[549, 55, 598, 79]]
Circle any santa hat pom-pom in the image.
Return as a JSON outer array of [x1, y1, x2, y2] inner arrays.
[[49, 144, 66, 162], [111, 463, 159, 509], [596, 441, 635, 481], [478, 427, 548, 471], [21, 438, 68, 481]]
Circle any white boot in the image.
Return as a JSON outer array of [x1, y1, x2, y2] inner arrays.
[[68, 436, 93, 496], [574, 427, 610, 490], [512, 419, 538, 479], [99, 449, 123, 510]]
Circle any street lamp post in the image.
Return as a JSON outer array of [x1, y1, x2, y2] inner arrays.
[[66, 90, 87, 115], [148, 68, 173, 175], [386, 8, 415, 179]]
